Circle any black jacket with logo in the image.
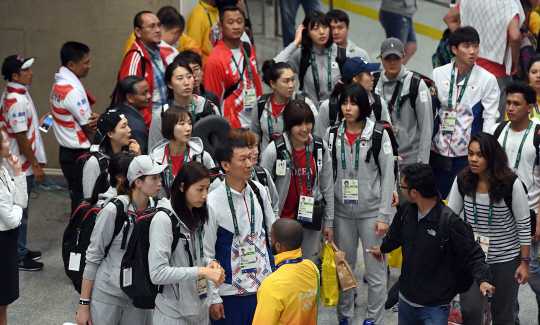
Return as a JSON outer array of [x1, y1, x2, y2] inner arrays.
[[380, 199, 491, 307]]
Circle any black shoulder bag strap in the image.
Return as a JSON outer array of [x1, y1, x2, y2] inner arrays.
[[257, 93, 272, 122], [492, 121, 510, 140], [328, 125, 339, 182], [329, 95, 339, 126], [223, 42, 250, 101], [372, 93, 383, 122]]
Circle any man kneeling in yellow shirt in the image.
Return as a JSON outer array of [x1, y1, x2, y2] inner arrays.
[[253, 219, 320, 325]]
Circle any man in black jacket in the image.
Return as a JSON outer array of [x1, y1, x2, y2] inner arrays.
[[116, 76, 151, 154], [367, 163, 494, 324]]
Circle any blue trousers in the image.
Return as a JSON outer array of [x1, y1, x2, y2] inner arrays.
[[279, 0, 321, 47], [210, 294, 257, 325], [398, 298, 450, 325], [18, 174, 34, 260], [433, 156, 468, 200], [379, 10, 417, 45]]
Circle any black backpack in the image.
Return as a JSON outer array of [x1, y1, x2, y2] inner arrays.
[[119, 206, 181, 309], [62, 198, 129, 293], [72, 150, 110, 208], [432, 29, 455, 69], [438, 205, 475, 294], [209, 165, 268, 188], [273, 134, 325, 178], [299, 46, 347, 98], [327, 121, 399, 181], [456, 172, 536, 236], [160, 96, 217, 124], [373, 71, 438, 120], [493, 121, 540, 167], [328, 93, 384, 127], [110, 49, 146, 107]]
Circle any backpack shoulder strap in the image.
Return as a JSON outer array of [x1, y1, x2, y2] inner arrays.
[[299, 49, 311, 91], [252, 165, 268, 187], [275, 134, 287, 161], [404, 73, 421, 110], [178, 232, 193, 267], [328, 125, 339, 182], [456, 173, 465, 198], [103, 198, 130, 256], [371, 123, 384, 175], [295, 92, 309, 102], [493, 121, 510, 140], [373, 71, 381, 91], [243, 42, 251, 57], [372, 93, 382, 121], [503, 174, 520, 214], [157, 207, 181, 253], [257, 93, 272, 122], [438, 205, 454, 252], [329, 95, 339, 126], [92, 152, 109, 171], [336, 46, 347, 74], [534, 124, 540, 166]]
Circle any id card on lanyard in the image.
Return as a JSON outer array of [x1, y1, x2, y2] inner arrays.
[[226, 185, 257, 273], [196, 225, 208, 299], [444, 66, 471, 135], [384, 78, 404, 133], [228, 44, 256, 111], [288, 136, 314, 222], [473, 192, 492, 259], [311, 50, 332, 103], [340, 124, 365, 204], [166, 145, 190, 186]]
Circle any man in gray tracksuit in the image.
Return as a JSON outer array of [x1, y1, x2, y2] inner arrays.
[[259, 133, 334, 263], [373, 38, 433, 204], [325, 119, 395, 325]]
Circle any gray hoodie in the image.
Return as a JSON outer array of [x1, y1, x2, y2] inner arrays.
[[259, 133, 334, 227], [347, 39, 371, 62], [251, 92, 318, 153], [148, 198, 216, 322], [274, 43, 349, 104], [148, 95, 220, 150], [324, 120, 395, 222], [150, 137, 215, 198], [373, 66, 433, 166], [82, 151, 111, 199], [96, 186, 117, 207], [83, 195, 156, 305], [313, 92, 391, 139]]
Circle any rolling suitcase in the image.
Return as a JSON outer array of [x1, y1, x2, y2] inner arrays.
[[481, 291, 492, 325]]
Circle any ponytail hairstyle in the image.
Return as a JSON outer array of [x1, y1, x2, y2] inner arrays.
[[90, 152, 134, 205], [331, 77, 349, 97], [170, 161, 210, 230], [117, 172, 147, 204], [164, 60, 194, 101], [261, 60, 294, 87]]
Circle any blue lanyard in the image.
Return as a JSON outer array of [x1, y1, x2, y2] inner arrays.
[[276, 258, 303, 269]]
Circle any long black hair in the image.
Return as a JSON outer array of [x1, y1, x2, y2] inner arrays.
[[299, 11, 333, 90], [459, 132, 513, 202], [170, 161, 210, 230], [90, 152, 133, 205]]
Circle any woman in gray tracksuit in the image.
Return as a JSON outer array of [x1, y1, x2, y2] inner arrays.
[[273, 11, 349, 105], [89, 152, 133, 207], [251, 60, 318, 153], [149, 161, 225, 325], [324, 84, 394, 325], [76, 156, 167, 325], [149, 106, 214, 199], [259, 100, 334, 263]]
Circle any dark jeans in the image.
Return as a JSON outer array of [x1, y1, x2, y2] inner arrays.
[[433, 156, 469, 200], [59, 146, 86, 214], [279, 0, 321, 47], [210, 294, 257, 325], [398, 297, 450, 325], [17, 174, 34, 260]]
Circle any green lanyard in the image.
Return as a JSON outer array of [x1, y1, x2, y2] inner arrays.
[[502, 120, 533, 170], [384, 78, 405, 118], [265, 98, 275, 135], [166, 145, 190, 185], [226, 43, 254, 85], [226, 184, 255, 237], [340, 122, 366, 175], [288, 136, 311, 192], [200, 0, 214, 26], [311, 50, 332, 100], [472, 192, 493, 227], [131, 199, 151, 217], [197, 224, 204, 259], [448, 65, 472, 109]]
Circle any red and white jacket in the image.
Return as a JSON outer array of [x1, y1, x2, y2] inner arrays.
[[204, 40, 262, 129], [119, 38, 168, 129], [1, 83, 46, 174]]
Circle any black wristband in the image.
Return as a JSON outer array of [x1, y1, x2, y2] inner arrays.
[[79, 299, 90, 306]]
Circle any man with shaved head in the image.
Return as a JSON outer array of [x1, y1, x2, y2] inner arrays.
[[253, 219, 320, 325]]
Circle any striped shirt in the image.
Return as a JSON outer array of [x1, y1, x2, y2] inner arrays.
[[447, 178, 530, 264]]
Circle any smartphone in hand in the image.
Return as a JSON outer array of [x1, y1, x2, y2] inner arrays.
[[39, 115, 53, 133]]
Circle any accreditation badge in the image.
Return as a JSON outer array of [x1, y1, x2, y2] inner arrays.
[[474, 232, 490, 259], [243, 88, 257, 111], [198, 276, 208, 299], [441, 111, 456, 134], [298, 195, 314, 223], [276, 160, 287, 176], [239, 245, 257, 273], [342, 179, 359, 204]]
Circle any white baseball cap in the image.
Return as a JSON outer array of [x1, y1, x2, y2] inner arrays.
[[127, 156, 168, 184]]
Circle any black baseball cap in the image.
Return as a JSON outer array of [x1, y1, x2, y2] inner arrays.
[[2, 55, 35, 81], [97, 109, 125, 136]]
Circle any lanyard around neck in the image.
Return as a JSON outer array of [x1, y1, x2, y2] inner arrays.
[[276, 257, 303, 269], [288, 135, 311, 192], [226, 184, 255, 237], [197, 224, 204, 259], [472, 192, 492, 227], [226, 43, 253, 85], [131, 198, 151, 217], [503, 121, 533, 171], [340, 121, 366, 175], [265, 95, 289, 135], [385, 78, 405, 118], [311, 50, 332, 100], [200, 0, 214, 26], [166, 145, 189, 185], [448, 65, 472, 109]]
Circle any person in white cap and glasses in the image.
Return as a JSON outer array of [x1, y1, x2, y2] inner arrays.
[[373, 37, 433, 205], [81, 109, 141, 199], [76, 155, 166, 325], [1, 54, 48, 271]]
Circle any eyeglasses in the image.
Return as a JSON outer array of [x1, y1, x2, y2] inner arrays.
[[399, 185, 410, 190], [139, 23, 163, 30]]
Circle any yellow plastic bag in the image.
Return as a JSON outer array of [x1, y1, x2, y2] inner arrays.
[[388, 247, 403, 269], [320, 242, 339, 306]]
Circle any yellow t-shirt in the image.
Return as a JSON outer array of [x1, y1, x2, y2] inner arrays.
[[122, 33, 202, 59], [528, 11, 540, 37], [187, 1, 219, 66], [253, 248, 319, 325]]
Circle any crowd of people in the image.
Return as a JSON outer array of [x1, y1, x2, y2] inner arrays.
[[1, 0, 540, 324]]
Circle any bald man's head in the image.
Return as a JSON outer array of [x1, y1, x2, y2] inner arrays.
[[271, 219, 303, 254]]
